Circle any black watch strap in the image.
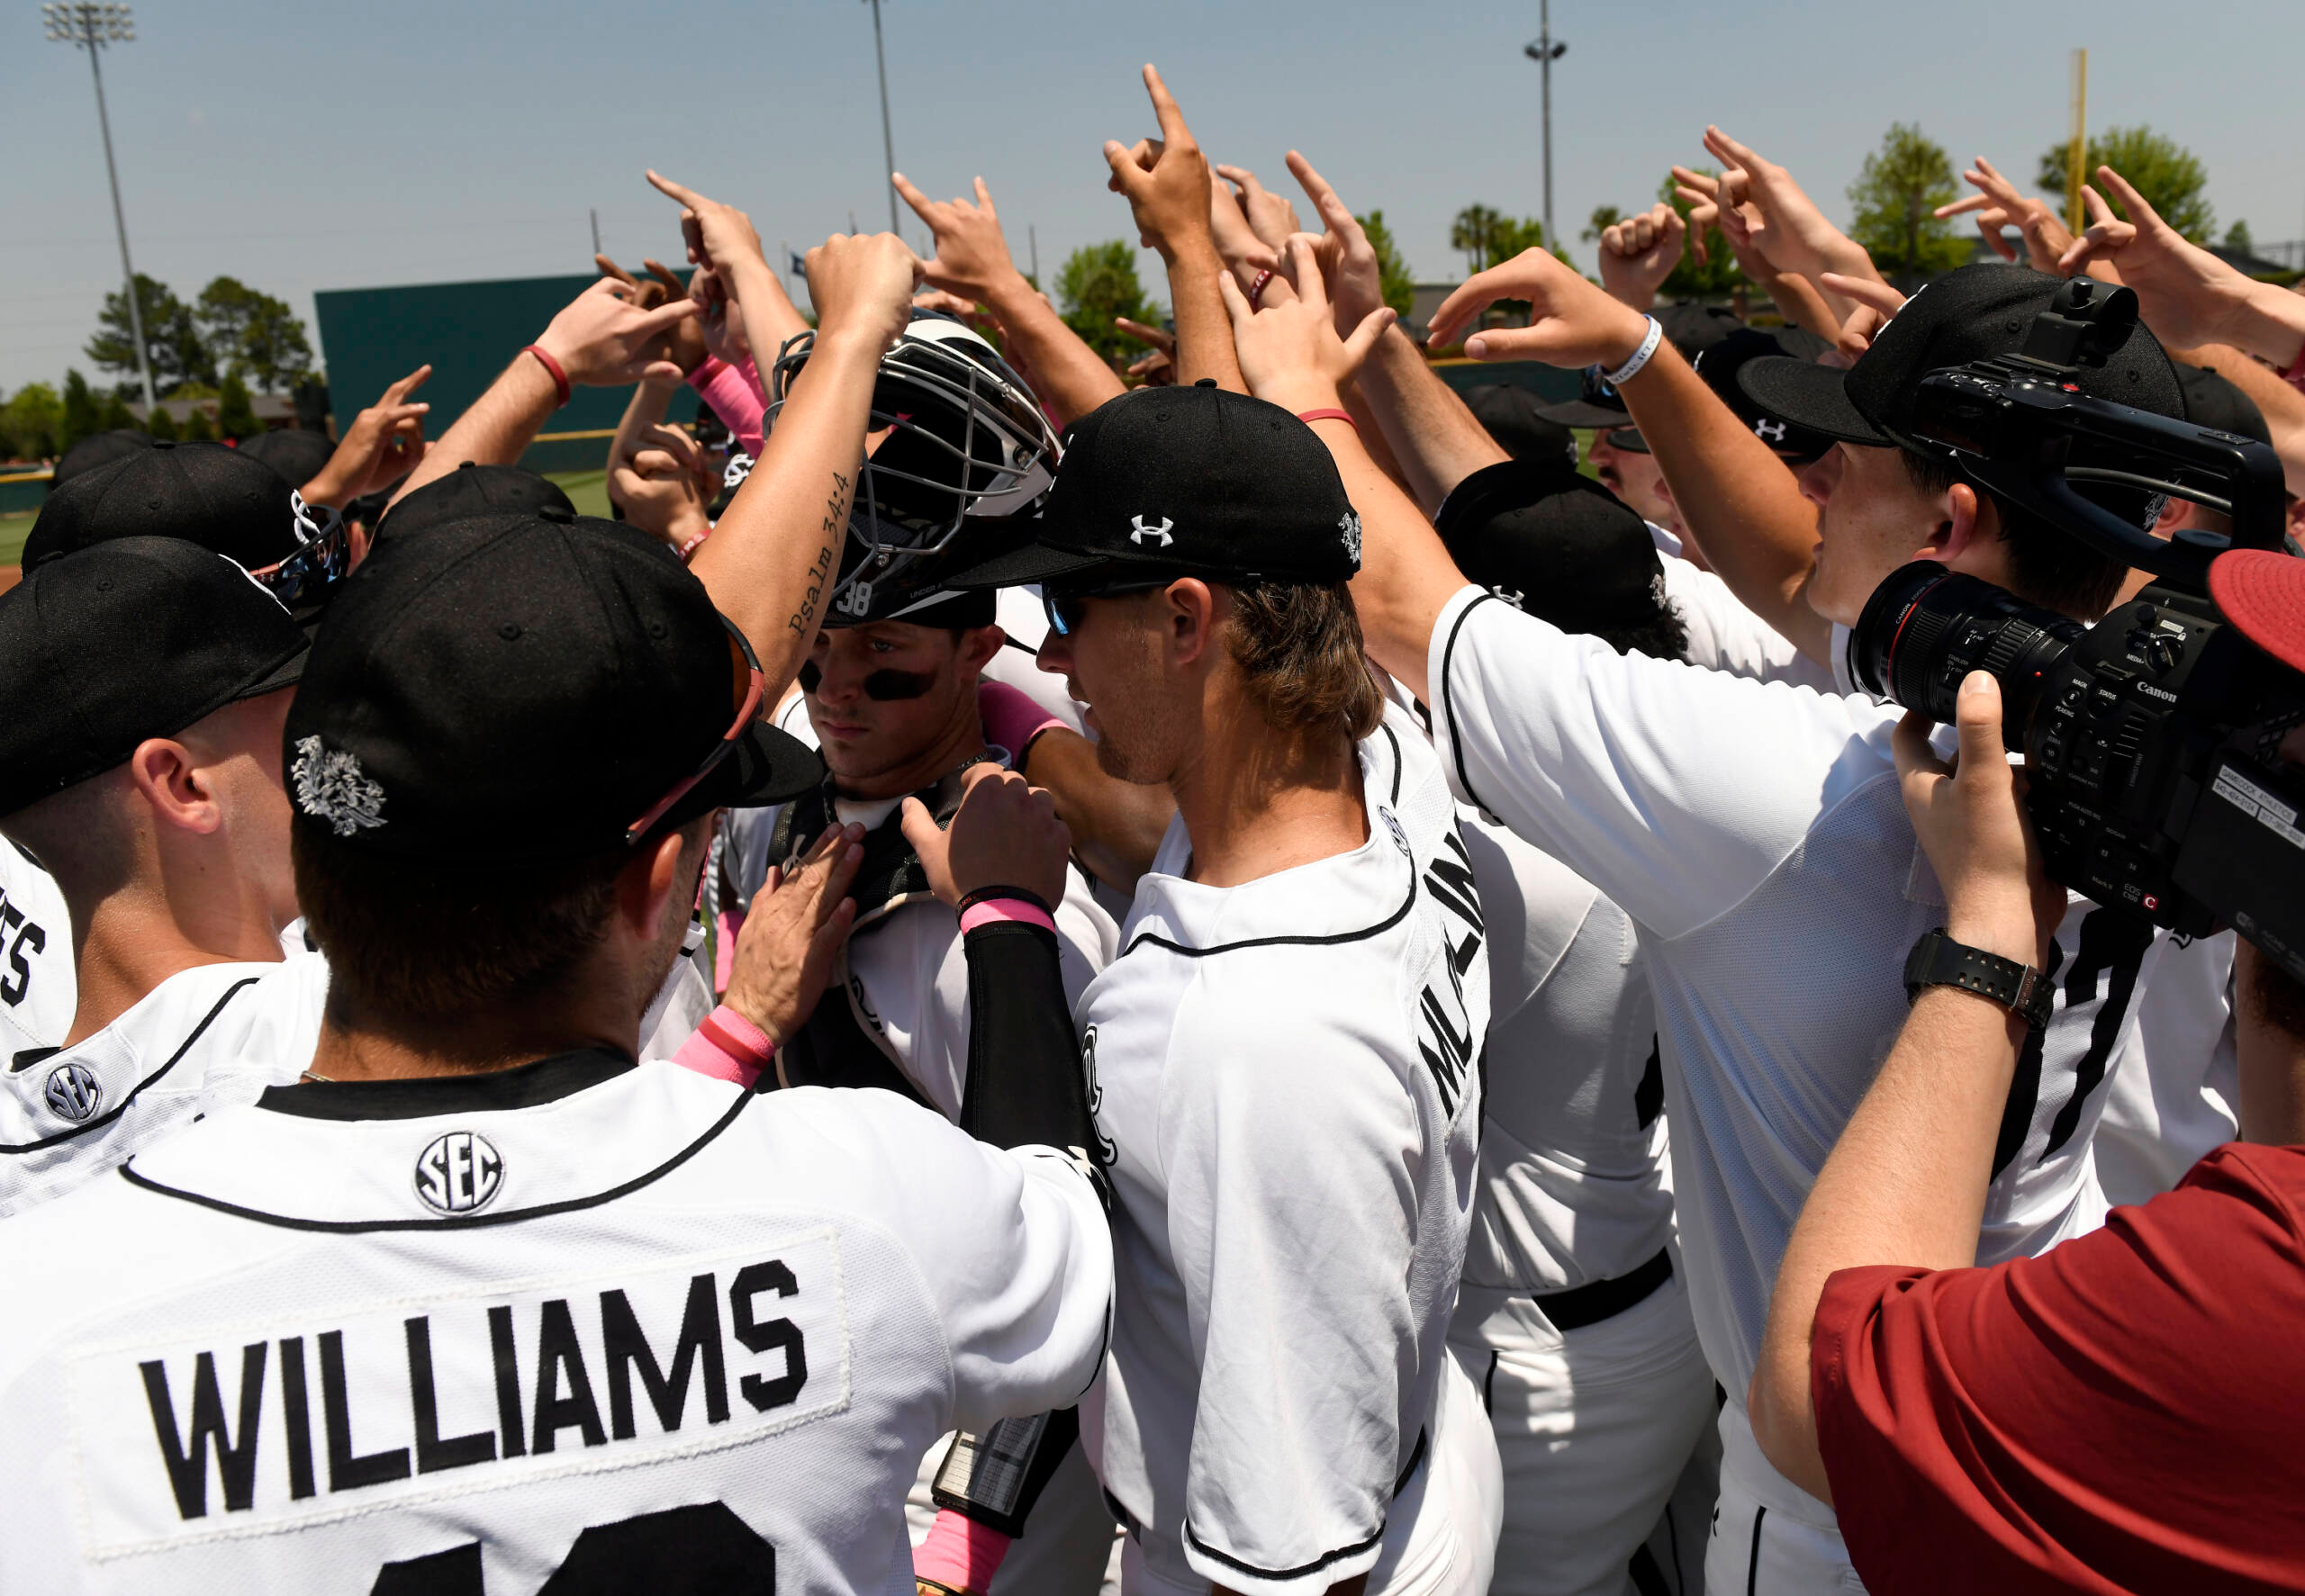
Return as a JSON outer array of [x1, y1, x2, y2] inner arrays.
[[1903, 928, 2055, 1032]]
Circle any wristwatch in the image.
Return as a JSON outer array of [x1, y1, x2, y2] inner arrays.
[[1903, 928, 2055, 1032]]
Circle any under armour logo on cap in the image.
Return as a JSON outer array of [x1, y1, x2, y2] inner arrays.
[[1754, 419, 1787, 443], [1129, 515, 1174, 546], [292, 735, 386, 837]]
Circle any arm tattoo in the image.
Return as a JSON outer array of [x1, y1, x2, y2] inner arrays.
[[789, 467, 851, 636]]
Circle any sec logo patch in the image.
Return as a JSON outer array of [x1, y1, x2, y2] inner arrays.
[[413, 1131, 503, 1215], [44, 1061, 101, 1123]]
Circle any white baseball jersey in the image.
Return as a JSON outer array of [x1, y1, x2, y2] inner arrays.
[[0, 841, 76, 1064], [0, 938, 711, 1223], [1087, 710, 1494, 1596], [1658, 553, 1835, 691], [720, 700, 1116, 1121], [0, 954, 329, 1219], [1457, 816, 1669, 1297], [2094, 929, 2238, 1204], [0, 1054, 1109, 1593], [1424, 587, 2163, 1453]]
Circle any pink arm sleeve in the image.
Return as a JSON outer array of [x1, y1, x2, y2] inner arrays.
[[670, 1003, 777, 1089], [687, 356, 766, 460], [915, 1510, 1012, 1592]]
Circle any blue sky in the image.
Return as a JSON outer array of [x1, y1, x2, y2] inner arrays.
[[5, 0, 2300, 396]]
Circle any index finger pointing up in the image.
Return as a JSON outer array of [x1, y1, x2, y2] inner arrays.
[[646, 169, 705, 210], [1142, 64, 1190, 145]]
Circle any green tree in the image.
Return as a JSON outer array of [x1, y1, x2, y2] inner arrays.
[[1656, 170, 1744, 299], [1055, 241, 1156, 365], [98, 390, 137, 433], [1848, 122, 1970, 280], [1582, 205, 1623, 244], [86, 274, 216, 395], [1450, 206, 1559, 275], [2222, 219, 2255, 255], [180, 404, 215, 443], [0, 383, 64, 462], [1357, 209, 1415, 316], [59, 369, 101, 454], [147, 404, 180, 442], [2036, 125, 2212, 244], [196, 276, 316, 392], [215, 373, 261, 441]]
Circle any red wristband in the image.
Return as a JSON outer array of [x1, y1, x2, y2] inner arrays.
[[1247, 268, 1274, 311], [523, 344, 572, 409], [2283, 341, 2305, 392], [1297, 408, 1357, 431]]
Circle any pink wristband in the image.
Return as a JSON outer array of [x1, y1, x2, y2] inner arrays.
[[915, 1509, 1011, 1592], [976, 680, 1066, 762], [671, 1003, 777, 1088], [959, 897, 1057, 935]]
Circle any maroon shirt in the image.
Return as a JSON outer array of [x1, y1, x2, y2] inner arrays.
[[1812, 1142, 2305, 1594]]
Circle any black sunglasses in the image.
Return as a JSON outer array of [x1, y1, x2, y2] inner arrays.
[[1042, 577, 1176, 638], [249, 492, 352, 609]]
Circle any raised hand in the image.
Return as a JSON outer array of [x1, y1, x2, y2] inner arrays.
[[645, 171, 768, 275], [894, 172, 1029, 304], [1423, 246, 1650, 368], [1817, 272, 1907, 365], [1102, 64, 1216, 263], [596, 251, 709, 375], [1213, 163, 1303, 251], [722, 824, 864, 1049], [2058, 167, 2255, 351], [1285, 151, 1388, 338], [1680, 126, 1883, 292], [1217, 235, 1394, 413], [899, 764, 1072, 910], [804, 231, 927, 359], [1934, 157, 2074, 275], [682, 264, 753, 367], [608, 420, 714, 550], [302, 365, 431, 507], [1597, 202, 1687, 312], [531, 278, 697, 386], [1115, 316, 1176, 385]]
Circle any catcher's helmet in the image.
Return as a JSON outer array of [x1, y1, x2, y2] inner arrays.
[[768, 310, 1057, 627]]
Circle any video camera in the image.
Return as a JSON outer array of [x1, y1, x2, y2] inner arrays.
[[1850, 279, 2304, 979]]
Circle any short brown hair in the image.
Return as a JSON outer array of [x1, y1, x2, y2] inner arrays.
[[292, 819, 703, 1020], [1224, 580, 1385, 740], [1898, 449, 2131, 618]]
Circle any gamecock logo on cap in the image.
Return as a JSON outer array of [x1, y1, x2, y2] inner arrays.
[[413, 1131, 503, 1214], [292, 735, 386, 838]]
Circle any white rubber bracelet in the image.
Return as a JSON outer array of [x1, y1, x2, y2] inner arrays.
[[1602, 316, 1664, 388]]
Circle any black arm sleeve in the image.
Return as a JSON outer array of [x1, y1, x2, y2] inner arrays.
[[929, 1406, 1082, 1537], [958, 918, 1098, 1160]]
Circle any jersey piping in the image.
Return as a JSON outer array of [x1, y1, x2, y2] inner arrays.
[[1121, 723, 1414, 961], [0, 977, 257, 1155], [1438, 593, 1501, 818], [117, 1054, 757, 1235], [1180, 1429, 1429, 1581]]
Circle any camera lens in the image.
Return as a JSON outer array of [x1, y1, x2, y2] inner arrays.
[[1849, 562, 2086, 749]]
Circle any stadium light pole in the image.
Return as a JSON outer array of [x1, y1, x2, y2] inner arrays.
[[44, 2, 156, 411], [1523, 1, 1568, 255], [865, 0, 900, 239]]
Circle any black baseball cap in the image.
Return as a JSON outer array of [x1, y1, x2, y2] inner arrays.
[[0, 537, 308, 816], [942, 383, 1360, 591], [1435, 459, 1667, 635], [2174, 362, 2272, 446], [50, 428, 156, 489], [1694, 327, 1836, 463], [26, 440, 310, 572], [284, 509, 820, 864], [1739, 263, 2184, 449], [235, 428, 335, 490], [1462, 384, 1578, 468], [375, 463, 575, 540]]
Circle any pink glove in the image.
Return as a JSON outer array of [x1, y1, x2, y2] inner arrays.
[[977, 679, 1065, 763]]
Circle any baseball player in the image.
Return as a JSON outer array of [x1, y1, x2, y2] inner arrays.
[[947, 379, 1501, 1596], [711, 311, 1123, 1594], [0, 839, 74, 1067], [0, 504, 1112, 1592], [1234, 255, 2185, 1593]]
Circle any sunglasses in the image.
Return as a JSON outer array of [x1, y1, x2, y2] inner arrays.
[[249, 492, 351, 609], [623, 613, 765, 846], [1042, 578, 1175, 639]]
